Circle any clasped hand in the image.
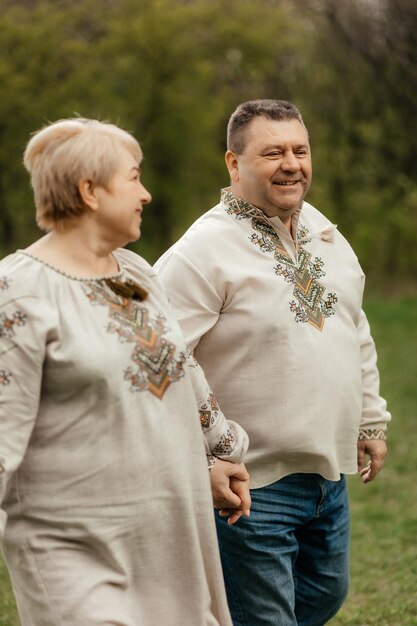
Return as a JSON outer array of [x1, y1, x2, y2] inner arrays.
[[210, 458, 251, 525]]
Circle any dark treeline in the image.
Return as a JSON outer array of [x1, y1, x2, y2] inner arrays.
[[1, 0, 416, 284]]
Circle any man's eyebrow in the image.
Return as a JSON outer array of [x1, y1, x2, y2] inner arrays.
[[261, 143, 310, 151]]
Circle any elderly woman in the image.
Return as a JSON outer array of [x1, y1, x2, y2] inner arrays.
[[0, 119, 249, 626]]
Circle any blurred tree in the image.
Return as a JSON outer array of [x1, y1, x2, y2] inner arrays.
[[290, 0, 417, 282], [0, 0, 121, 250], [102, 0, 302, 261], [0, 0, 303, 261], [0, 0, 415, 284]]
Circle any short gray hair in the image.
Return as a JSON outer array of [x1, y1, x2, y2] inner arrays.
[[227, 99, 307, 154]]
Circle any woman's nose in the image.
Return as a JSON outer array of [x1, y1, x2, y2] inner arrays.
[[141, 184, 152, 205]]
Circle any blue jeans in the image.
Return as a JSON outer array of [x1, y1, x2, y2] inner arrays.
[[215, 473, 350, 626]]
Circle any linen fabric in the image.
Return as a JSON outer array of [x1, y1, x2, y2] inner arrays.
[[0, 247, 246, 626], [155, 188, 391, 489]]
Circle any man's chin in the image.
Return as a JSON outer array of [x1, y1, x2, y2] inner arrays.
[[262, 202, 302, 219]]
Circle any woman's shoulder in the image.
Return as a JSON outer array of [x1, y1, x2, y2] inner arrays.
[[0, 251, 45, 297], [114, 248, 161, 296], [114, 248, 154, 277]]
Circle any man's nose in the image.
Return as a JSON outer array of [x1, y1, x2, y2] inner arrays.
[[280, 151, 300, 172]]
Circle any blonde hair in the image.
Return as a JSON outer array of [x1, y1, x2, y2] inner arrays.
[[23, 118, 141, 231]]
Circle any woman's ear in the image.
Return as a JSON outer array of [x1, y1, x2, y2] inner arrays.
[[78, 178, 99, 211]]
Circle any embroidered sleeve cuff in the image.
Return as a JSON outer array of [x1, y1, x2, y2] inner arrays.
[[358, 428, 387, 441], [207, 454, 216, 471]]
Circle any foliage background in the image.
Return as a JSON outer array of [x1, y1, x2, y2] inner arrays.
[[0, 0, 416, 284]]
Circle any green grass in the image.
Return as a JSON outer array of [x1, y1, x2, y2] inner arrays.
[[1, 296, 417, 626], [329, 295, 417, 626], [0, 564, 19, 626]]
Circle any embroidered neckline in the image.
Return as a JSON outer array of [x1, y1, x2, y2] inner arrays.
[[82, 281, 184, 398], [220, 188, 338, 331], [18, 250, 124, 282], [17, 251, 148, 301], [221, 188, 268, 221]]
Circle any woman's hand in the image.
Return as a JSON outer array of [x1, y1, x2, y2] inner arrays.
[[210, 459, 251, 525]]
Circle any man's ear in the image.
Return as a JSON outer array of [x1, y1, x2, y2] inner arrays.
[[225, 150, 240, 183], [78, 178, 99, 211]]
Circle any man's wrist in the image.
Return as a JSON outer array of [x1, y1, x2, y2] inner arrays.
[[358, 428, 387, 441]]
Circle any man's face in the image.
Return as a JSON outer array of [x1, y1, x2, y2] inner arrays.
[[226, 116, 312, 225]]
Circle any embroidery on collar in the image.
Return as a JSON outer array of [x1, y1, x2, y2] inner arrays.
[[222, 189, 337, 331], [83, 281, 185, 399]]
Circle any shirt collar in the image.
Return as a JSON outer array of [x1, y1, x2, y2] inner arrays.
[[220, 187, 302, 238]]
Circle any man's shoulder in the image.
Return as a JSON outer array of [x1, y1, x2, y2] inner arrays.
[[301, 201, 332, 226], [301, 201, 360, 263], [186, 202, 230, 233], [165, 203, 231, 252], [155, 202, 239, 276]]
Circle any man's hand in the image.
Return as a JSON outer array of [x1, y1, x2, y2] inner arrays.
[[210, 459, 251, 524], [357, 439, 387, 483], [219, 475, 251, 525]]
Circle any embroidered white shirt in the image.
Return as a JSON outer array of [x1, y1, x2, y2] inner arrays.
[[155, 189, 391, 488]]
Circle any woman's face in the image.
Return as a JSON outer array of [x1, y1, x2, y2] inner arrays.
[[94, 147, 152, 246]]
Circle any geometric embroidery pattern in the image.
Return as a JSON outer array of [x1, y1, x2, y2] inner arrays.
[[0, 276, 11, 291], [222, 189, 338, 331], [0, 370, 12, 387], [0, 369, 12, 395], [199, 392, 220, 429], [0, 272, 17, 469], [0, 310, 27, 339], [0, 277, 24, 395], [83, 281, 185, 399], [211, 427, 236, 456], [358, 428, 387, 441]]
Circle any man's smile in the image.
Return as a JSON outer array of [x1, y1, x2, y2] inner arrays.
[[272, 180, 301, 186]]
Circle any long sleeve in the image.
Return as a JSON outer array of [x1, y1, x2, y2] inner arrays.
[[0, 294, 47, 536], [0, 251, 238, 626], [155, 250, 222, 352], [151, 259, 249, 463], [357, 309, 391, 432], [156, 198, 392, 486], [186, 351, 249, 463]]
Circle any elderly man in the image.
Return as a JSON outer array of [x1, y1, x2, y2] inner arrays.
[[155, 100, 390, 626]]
